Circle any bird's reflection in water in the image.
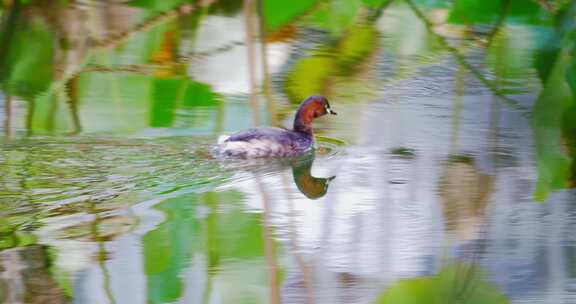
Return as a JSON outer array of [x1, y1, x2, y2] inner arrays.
[[289, 152, 335, 199], [219, 151, 336, 199]]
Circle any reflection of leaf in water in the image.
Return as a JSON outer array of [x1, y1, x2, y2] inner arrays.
[[439, 156, 493, 240], [375, 263, 509, 304], [142, 190, 265, 303], [390, 147, 416, 159], [143, 194, 202, 303]]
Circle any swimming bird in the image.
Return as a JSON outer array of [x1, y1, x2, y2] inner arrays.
[[213, 95, 337, 158]]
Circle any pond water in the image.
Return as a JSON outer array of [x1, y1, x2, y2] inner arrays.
[[1, 0, 576, 303]]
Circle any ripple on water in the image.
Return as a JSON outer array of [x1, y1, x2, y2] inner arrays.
[[0, 137, 227, 215]]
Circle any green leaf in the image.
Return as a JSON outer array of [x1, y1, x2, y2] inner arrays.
[[150, 78, 183, 127], [448, 0, 545, 25], [0, 17, 54, 99], [150, 77, 220, 127], [337, 25, 378, 74], [285, 54, 336, 103], [262, 0, 317, 32], [531, 1, 576, 200], [362, 0, 389, 8], [308, 0, 364, 35], [284, 23, 378, 103], [448, 0, 502, 24], [128, 0, 192, 12], [181, 81, 221, 107], [532, 47, 573, 201]]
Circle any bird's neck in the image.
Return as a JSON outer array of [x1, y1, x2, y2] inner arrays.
[[293, 107, 314, 134]]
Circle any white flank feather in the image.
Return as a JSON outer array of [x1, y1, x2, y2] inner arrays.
[[217, 139, 286, 157]]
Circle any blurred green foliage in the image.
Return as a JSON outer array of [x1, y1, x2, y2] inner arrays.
[[285, 0, 380, 102], [0, 14, 54, 99], [448, 0, 547, 25], [263, 0, 317, 31], [532, 1, 576, 200]]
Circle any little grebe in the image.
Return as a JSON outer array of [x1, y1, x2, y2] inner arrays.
[[213, 95, 337, 158]]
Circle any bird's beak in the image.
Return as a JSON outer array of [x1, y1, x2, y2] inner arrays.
[[327, 107, 337, 115]]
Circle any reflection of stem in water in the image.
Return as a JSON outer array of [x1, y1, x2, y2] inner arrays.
[[281, 172, 315, 304], [98, 239, 117, 304], [256, 0, 277, 125], [404, 0, 530, 115], [202, 193, 218, 304], [244, 0, 261, 127], [449, 30, 468, 154], [89, 202, 117, 304], [254, 176, 280, 304]]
